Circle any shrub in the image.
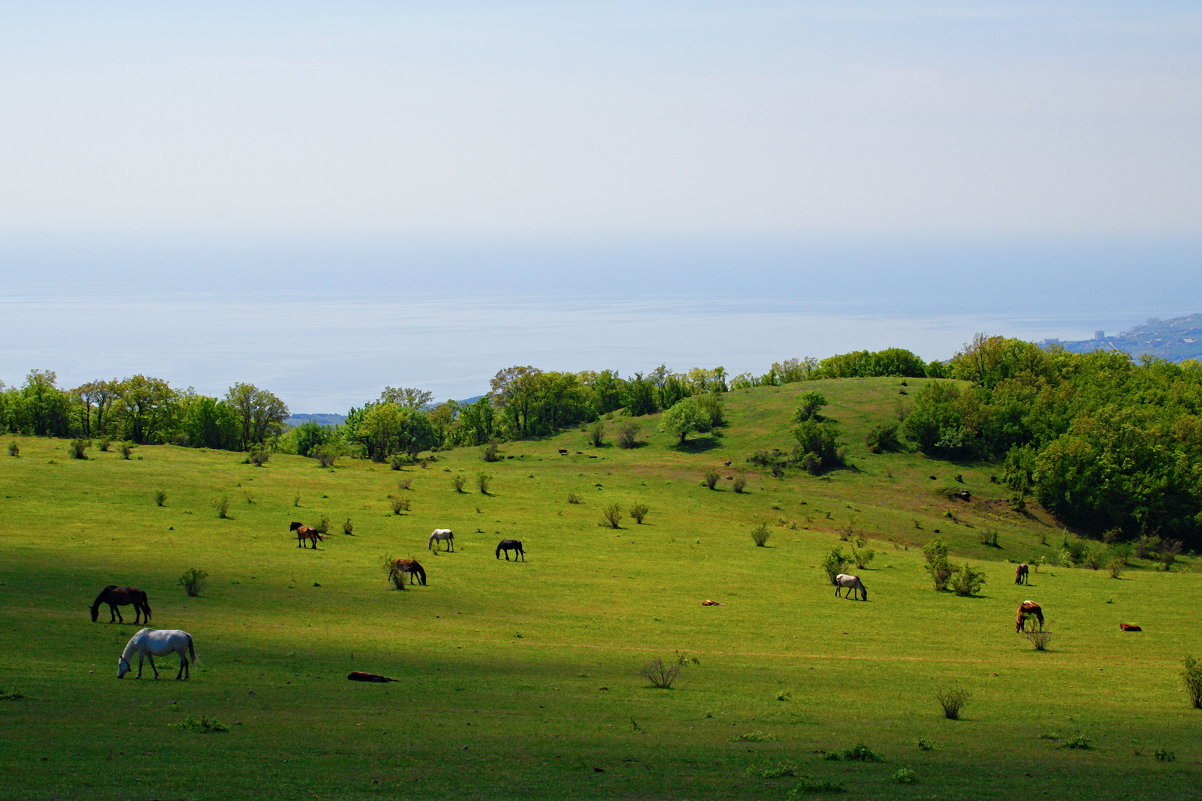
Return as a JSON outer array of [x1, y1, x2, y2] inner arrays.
[[822, 548, 852, 585], [629, 503, 649, 524], [476, 473, 492, 494], [865, 424, 901, 453], [396, 477, 412, 491], [246, 444, 270, 466], [98, 439, 111, 452], [171, 715, 228, 733], [178, 568, 208, 597], [0, 687, 25, 701], [451, 475, 466, 493], [1059, 733, 1092, 750], [978, 529, 1000, 548], [850, 536, 874, 569], [600, 503, 623, 529], [153, 489, 167, 507], [917, 737, 933, 751], [342, 518, 354, 536], [390, 496, 411, 515], [745, 760, 798, 778], [120, 442, 133, 459], [587, 420, 606, 447], [1107, 556, 1125, 579], [7, 441, 18, 457], [731, 731, 777, 742], [1154, 749, 1177, 762], [1025, 630, 1053, 651], [383, 555, 406, 590], [616, 422, 641, 449], [703, 470, 720, 490], [787, 777, 845, 796], [950, 564, 986, 597], [213, 496, 231, 519], [68, 439, 89, 459], [822, 743, 883, 762], [751, 522, 771, 547], [567, 492, 582, 504], [922, 539, 953, 591], [389, 454, 407, 470], [732, 477, 746, 493], [1183, 656, 1202, 709], [315, 515, 330, 535], [890, 768, 918, 784], [481, 442, 501, 462], [640, 653, 691, 689], [313, 442, 340, 467], [935, 686, 970, 719]]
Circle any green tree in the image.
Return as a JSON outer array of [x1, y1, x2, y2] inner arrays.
[[659, 396, 711, 445], [111, 375, 178, 444], [225, 383, 289, 450], [16, 369, 71, 436]]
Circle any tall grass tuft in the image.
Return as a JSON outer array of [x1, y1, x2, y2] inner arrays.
[[751, 522, 771, 547], [68, 439, 90, 459], [1025, 630, 1053, 651], [178, 568, 208, 597], [213, 496, 230, 519], [935, 686, 970, 719], [629, 503, 649, 524], [600, 503, 623, 529], [641, 653, 692, 689], [1183, 656, 1202, 709], [703, 470, 720, 490], [153, 489, 167, 507], [7, 441, 18, 457]]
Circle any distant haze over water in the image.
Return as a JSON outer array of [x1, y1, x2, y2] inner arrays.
[[4, 234, 1197, 413]]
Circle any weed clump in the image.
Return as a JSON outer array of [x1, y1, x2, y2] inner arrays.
[[822, 743, 883, 762], [1183, 656, 1202, 709], [640, 652, 694, 689], [171, 715, 229, 733], [629, 503, 649, 524], [153, 489, 167, 507], [745, 760, 798, 778], [890, 768, 918, 784], [751, 522, 771, 547], [600, 503, 623, 529], [731, 731, 777, 743], [787, 777, 845, 796], [1025, 630, 1053, 651], [179, 568, 209, 597], [935, 686, 970, 720]]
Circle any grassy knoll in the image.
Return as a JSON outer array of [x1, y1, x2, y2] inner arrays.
[[1, 378, 1199, 800]]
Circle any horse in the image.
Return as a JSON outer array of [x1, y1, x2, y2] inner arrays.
[[1016, 600, 1044, 632], [90, 585, 152, 624], [496, 539, 525, 561], [834, 573, 868, 601], [427, 528, 455, 552], [290, 521, 324, 549], [388, 558, 427, 587], [117, 628, 198, 680], [1014, 563, 1030, 585]]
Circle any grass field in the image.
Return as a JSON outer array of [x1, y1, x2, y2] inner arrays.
[[1, 378, 1199, 800]]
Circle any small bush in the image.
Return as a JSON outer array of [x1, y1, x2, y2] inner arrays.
[[640, 653, 691, 689], [7, 442, 18, 457], [922, 539, 953, 591], [1025, 630, 1053, 651], [617, 423, 641, 449], [950, 564, 986, 597], [731, 730, 777, 743], [153, 489, 167, 507], [865, 423, 901, 453], [171, 715, 229, 733], [178, 568, 208, 597], [313, 443, 340, 467], [567, 492, 582, 504], [68, 439, 90, 459], [751, 522, 771, 547], [246, 444, 270, 466], [917, 737, 933, 751], [823, 743, 883, 762], [476, 473, 492, 494], [0, 687, 25, 701], [787, 777, 845, 796], [600, 503, 623, 529], [390, 496, 411, 515], [481, 442, 501, 462], [629, 503, 649, 524], [342, 518, 354, 536], [451, 475, 466, 493], [98, 439, 111, 452], [935, 686, 970, 720], [732, 477, 746, 493], [120, 442, 133, 459], [315, 515, 329, 535], [587, 420, 606, 447], [703, 470, 720, 490], [213, 496, 230, 519], [890, 768, 918, 784], [822, 548, 852, 585], [1183, 655, 1202, 709], [978, 529, 1000, 548], [389, 454, 407, 471], [1060, 733, 1092, 750], [1154, 748, 1177, 762], [1107, 557, 1125, 579], [396, 477, 412, 491]]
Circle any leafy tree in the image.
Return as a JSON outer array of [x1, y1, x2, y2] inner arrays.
[[378, 386, 434, 409], [179, 394, 239, 449], [621, 373, 658, 416], [15, 370, 71, 436], [793, 391, 828, 423], [111, 375, 178, 444], [791, 418, 843, 474], [922, 539, 953, 591], [71, 379, 118, 438], [225, 383, 289, 450], [289, 420, 331, 457], [659, 397, 710, 445]]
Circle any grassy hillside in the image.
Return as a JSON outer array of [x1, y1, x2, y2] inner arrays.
[[1, 378, 1198, 800]]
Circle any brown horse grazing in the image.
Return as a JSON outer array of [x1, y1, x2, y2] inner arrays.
[[290, 521, 325, 549], [496, 539, 525, 561], [90, 585, 152, 624], [388, 558, 427, 587], [1016, 600, 1044, 632], [1014, 563, 1029, 585]]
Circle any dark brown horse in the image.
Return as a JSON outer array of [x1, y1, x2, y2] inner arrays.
[[1016, 600, 1044, 632], [1014, 563, 1029, 585], [388, 558, 427, 587], [290, 521, 325, 549], [90, 585, 152, 624], [496, 539, 525, 561]]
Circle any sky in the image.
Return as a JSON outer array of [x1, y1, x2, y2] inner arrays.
[[2, 2, 1200, 411]]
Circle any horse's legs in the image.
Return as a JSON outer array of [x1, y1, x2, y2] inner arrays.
[[110, 604, 122, 623], [147, 654, 160, 679], [176, 655, 188, 680]]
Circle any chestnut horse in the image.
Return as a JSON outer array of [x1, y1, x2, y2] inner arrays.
[[90, 585, 152, 624], [290, 521, 325, 549], [1016, 600, 1044, 632], [388, 558, 427, 587], [1014, 563, 1029, 585]]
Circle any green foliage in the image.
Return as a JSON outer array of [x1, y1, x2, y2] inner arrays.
[[865, 423, 902, 453], [312, 442, 341, 467], [1183, 656, 1202, 709], [732, 476, 746, 493], [793, 391, 828, 423], [213, 496, 231, 519], [792, 418, 845, 474], [1059, 733, 1093, 750], [68, 439, 89, 459], [935, 686, 970, 720], [922, 539, 953, 591], [787, 776, 846, 795], [629, 503, 649, 524], [171, 715, 229, 733], [616, 422, 641, 449], [476, 473, 492, 494], [731, 730, 777, 742], [917, 737, 934, 751], [890, 768, 918, 784], [703, 470, 720, 489], [822, 743, 883, 762], [586, 420, 606, 447], [245, 444, 270, 466], [751, 522, 770, 547], [178, 568, 208, 597], [153, 489, 167, 507], [950, 564, 986, 596], [822, 548, 852, 585], [600, 503, 623, 529], [658, 396, 711, 445], [451, 474, 466, 493], [7, 441, 18, 457], [745, 760, 798, 778], [1155, 749, 1177, 762]]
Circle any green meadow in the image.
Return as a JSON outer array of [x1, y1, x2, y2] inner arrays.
[[1, 378, 1199, 800]]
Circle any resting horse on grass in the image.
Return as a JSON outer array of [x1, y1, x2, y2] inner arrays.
[[1016, 600, 1044, 632], [117, 628, 199, 680], [290, 521, 324, 549], [496, 539, 525, 561], [90, 585, 152, 624], [388, 558, 427, 587], [834, 573, 868, 601], [427, 528, 455, 552]]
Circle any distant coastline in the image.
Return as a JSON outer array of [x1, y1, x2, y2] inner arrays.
[[1041, 313, 1202, 362]]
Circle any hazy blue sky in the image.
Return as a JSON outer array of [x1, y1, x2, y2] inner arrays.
[[3, 2, 1200, 411]]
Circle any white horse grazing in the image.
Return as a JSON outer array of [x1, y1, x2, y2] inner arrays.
[[834, 573, 868, 601], [117, 628, 199, 680], [427, 528, 455, 552]]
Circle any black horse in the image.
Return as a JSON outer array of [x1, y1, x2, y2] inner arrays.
[[90, 585, 152, 624], [496, 539, 525, 561]]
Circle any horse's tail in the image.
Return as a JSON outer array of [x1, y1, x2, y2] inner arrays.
[[187, 633, 200, 666], [143, 596, 152, 622], [495, 542, 501, 558]]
